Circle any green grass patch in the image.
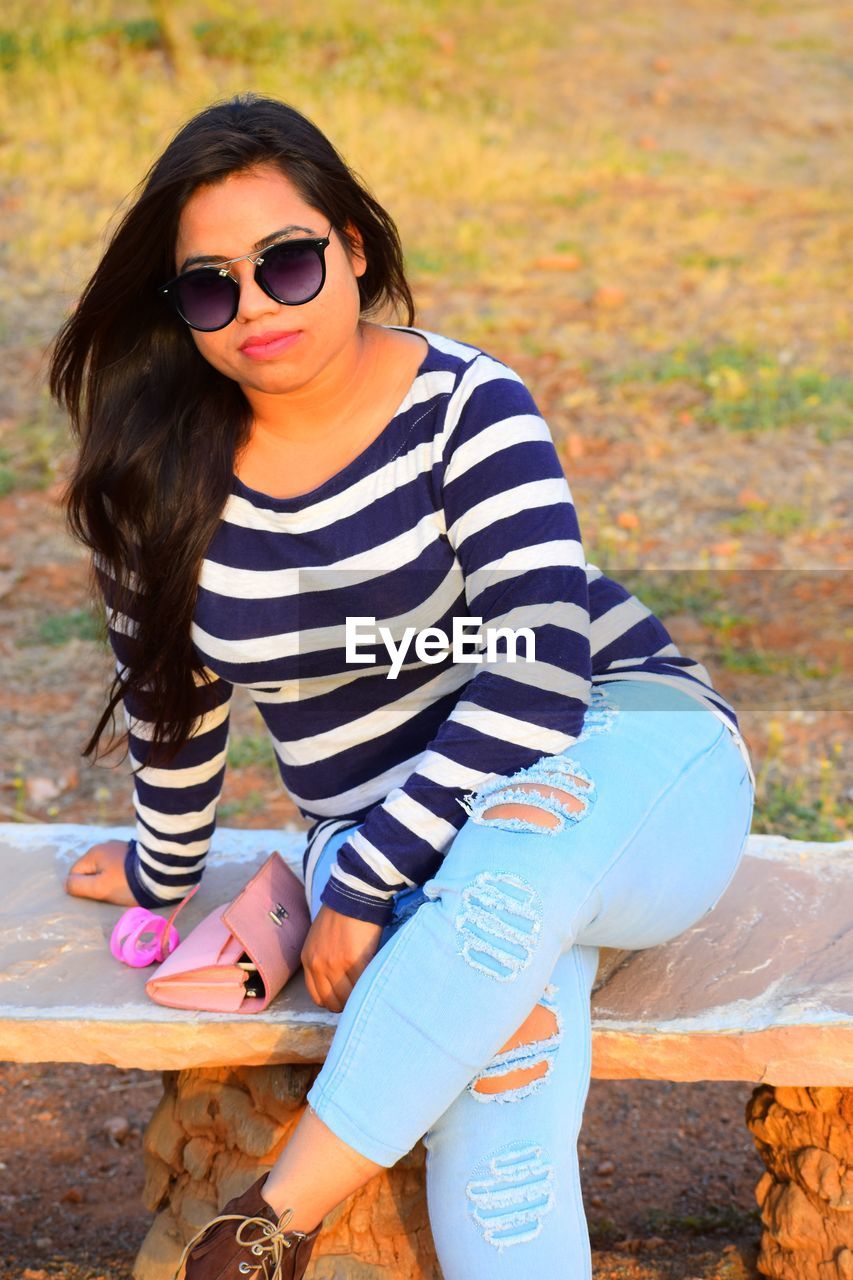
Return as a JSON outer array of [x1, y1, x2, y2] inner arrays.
[[405, 248, 448, 276], [0, 17, 162, 71], [4, 388, 72, 492], [606, 344, 852, 440], [23, 607, 103, 647], [549, 189, 600, 210], [643, 1204, 761, 1237], [0, 7, 492, 109], [193, 17, 414, 69], [753, 777, 851, 842], [678, 251, 744, 270], [773, 35, 835, 54], [754, 732, 850, 840], [716, 645, 839, 678], [614, 569, 727, 622], [218, 791, 267, 821], [588, 1215, 620, 1247], [724, 504, 807, 536], [227, 733, 278, 771]]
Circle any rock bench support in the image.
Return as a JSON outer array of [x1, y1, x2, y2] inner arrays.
[[135, 1063, 440, 1280], [137, 1073, 853, 1280], [745, 1085, 853, 1280]]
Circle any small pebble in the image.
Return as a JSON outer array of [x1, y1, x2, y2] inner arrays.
[[60, 1186, 85, 1204], [104, 1115, 131, 1144], [25, 776, 62, 804]]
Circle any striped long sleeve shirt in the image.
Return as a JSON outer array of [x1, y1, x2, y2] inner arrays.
[[106, 327, 754, 925]]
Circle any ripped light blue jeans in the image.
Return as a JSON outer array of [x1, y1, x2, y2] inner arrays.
[[304, 679, 755, 1279]]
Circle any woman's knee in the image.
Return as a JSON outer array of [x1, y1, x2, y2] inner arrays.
[[469, 995, 562, 1099]]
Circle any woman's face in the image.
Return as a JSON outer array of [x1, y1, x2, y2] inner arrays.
[[173, 164, 367, 396]]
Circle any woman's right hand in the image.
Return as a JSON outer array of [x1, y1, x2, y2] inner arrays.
[[65, 840, 137, 906]]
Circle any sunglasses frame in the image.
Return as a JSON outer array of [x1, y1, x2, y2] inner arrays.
[[157, 227, 333, 332]]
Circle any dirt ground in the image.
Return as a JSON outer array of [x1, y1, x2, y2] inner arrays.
[[0, 1060, 765, 1279], [0, 0, 850, 1277]]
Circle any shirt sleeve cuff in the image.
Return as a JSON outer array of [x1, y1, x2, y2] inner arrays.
[[319, 874, 396, 926], [124, 839, 172, 909]]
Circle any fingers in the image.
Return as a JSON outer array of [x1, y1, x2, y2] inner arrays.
[[319, 947, 381, 1009], [303, 963, 353, 1014], [66, 847, 104, 896], [300, 909, 384, 1013], [316, 971, 352, 1014], [66, 867, 103, 899], [327, 972, 353, 1013], [68, 849, 99, 874], [345, 954, 372, 989], [64, 841, 131, 903]]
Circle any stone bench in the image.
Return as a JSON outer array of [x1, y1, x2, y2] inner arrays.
[[1, 822, 851, 1280]]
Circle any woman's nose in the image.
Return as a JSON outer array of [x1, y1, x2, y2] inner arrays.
[[232, 261, 278, 322]]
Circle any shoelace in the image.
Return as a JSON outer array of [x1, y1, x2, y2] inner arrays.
[[173, 1206, 298, 1280]]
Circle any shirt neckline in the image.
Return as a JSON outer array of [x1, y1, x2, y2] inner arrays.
[[230, 325, 434, 512]]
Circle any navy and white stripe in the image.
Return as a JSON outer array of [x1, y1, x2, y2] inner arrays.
[[104, 327, 754, 921]]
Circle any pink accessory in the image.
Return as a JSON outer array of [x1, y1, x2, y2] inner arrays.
[[144, 851, 310, 1014], [110, 884, 200, 967]]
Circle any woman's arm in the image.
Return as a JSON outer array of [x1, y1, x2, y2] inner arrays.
[[120, 662, 234, 908], [320, 352, 593, 925], [71, 564, 235, 907]]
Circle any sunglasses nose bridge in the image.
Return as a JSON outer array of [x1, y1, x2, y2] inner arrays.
[[230, 258, 281, 319]]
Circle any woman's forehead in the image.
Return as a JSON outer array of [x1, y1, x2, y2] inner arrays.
[[176, 167, 319, 260]]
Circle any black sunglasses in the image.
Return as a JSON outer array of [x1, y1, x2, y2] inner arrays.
[[158, 225, 333, 332]]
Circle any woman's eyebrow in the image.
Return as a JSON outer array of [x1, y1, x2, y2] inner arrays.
[[179, 224, 317, 272]]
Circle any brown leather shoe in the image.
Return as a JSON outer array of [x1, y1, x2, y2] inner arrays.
[[173, 1172, 322, 1280]]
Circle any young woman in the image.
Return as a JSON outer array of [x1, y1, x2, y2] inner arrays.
[[50, 93, 756, 1280]]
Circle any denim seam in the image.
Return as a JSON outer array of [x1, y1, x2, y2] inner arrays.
[[556, 715, 732, 944], [703, 773, 755, 916], [565, 945, 595, 1259]]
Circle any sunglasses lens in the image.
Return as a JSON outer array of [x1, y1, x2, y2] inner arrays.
[[175, 272, 236, 331], [166, 238, 326, 328], [261, 241, 324, 303]]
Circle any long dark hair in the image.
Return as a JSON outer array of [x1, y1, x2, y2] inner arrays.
[[48, 92, 415, 767]]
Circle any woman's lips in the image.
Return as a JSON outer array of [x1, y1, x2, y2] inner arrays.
[[239, 331, 302, 360]]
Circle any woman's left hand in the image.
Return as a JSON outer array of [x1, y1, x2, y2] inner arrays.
[[65, 840, 137, 906], [301, 905, 384, 1013]]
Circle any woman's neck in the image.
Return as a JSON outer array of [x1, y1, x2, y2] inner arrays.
[[233, 324, 427, 495]]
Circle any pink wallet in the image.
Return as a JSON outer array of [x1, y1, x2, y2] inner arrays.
[[144, 851, 311, 1013]]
